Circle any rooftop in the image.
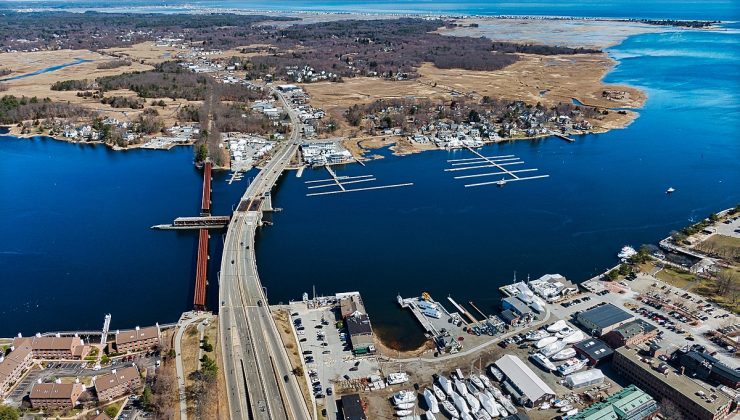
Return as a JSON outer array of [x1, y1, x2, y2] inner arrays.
[[572, 385, 657, 420], [340, 393, 367, 420], [115, 326, 159, 345], [577, 303, 633, 329], [13, 336, 82, 351], [0, 344, 32, 381], [95, 366, 140, 394], [346, 313, 373, 336], [574, 338, 614, 360], [612, 319, 657, 339], [495, 355, 555, 403], [30, 382, 82, 400]]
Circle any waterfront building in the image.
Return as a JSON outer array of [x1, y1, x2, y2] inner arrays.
[[672, 349, 740, 389], [338, 292, 367, 319], [494, 355, 556, 408], [30, 381, 85, 410], [576, 303, 635, 336], [602, 319, 658, 349], [0, 343, 33, 398], [346, 313, 375, 355], [573, 338, 614, 366], [340, 393, 367, 420], [94, 366, 141, 401], [13, 334, 90, 360], [501, 297, 533, 317], [570, 384, 658, 420], [114, 325, 160, 353], [613, 346, 734, 420]]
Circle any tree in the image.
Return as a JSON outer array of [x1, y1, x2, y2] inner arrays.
[[468, 109, 480, 123], [0, 405, 19, 420], [195, 144, 208, 163], [660, 398, 686, 420], [104, 404, 120, 419], [141, 385, 153, 409]]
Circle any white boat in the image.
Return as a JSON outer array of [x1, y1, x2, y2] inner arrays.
[[492, 401, 507, 417], [425, 411, 438, 420], [531, 297, 545, 312], [388, 372, 410, 385], [441, 400, 459, 418], [432, 384, 447, 402], [498, 395, 517, 415], [424, 388, 440, 414], [525, 329, 551, 341], [452, 392, 470, 414], [478, 374, 493, 390], [466, 380, 478, 395], [562, 330, 585, 344], [475, 409, 492, 420], [490, 386, 503, 400], [560, 404, 574, 413], [488, 366, 504, 382], [553, 399, 567, 408], [396, 402, 415, 410], [396, 409, 413, 416], [618, 246, 637, 260], [438, 375, 453, 396], [557, 358, 588, 376], [555, 326, 575, 338], [666, 187, 675, 194], [540, 402, 551, 410], [547, 320, 568, 333], [478, 392, 499, 417], [470, 375, 485, 390], [465, 392, 481, 413], [455, 378, 469, 397], [551, 348, 577, 361], [536, 336, 558, 349], [530, 353, 556, 372], [393, 390, 417, 405], [540, 340, 567, 357]]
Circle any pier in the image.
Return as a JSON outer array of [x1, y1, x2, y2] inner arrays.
[[151, 215, 231, 230], [444, 147, 549, 188], [193, 229, 209, 309], [304, 164, 413, 197], [447, 296, 478, 324], [201, 161, 212, 216], [552, 132, 575, 142]]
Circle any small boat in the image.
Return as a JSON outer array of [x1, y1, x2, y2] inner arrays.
[[438, 375, 454, 396], [488, 366, 504, 382], [478, 392, 499, 417], [393, 390, 417, 405], [490, 386, 504, 400], [396, 409, 413, 416], [562, 330, 585, 344], [492, 400, 507, 417], [475, 409, 492, 420], [441, 400, 459, 418], [466, 380, 479, 395], [555, 326, 575, 338], [455, 378, 469, 397], [462, 413, 475, 420], [666, 187, 675, 194], [540, 402, 551, 410], [470, 375, 485, 390], [452, 392, 470, 414], [525, 329, 551, 341], [465, 391, 481, 413], [530, 353, 557, 372], [424, 388, 440, 414], [547, 320, 568, 333], [560, 404, 574, 413], [432, 384, 447, 402], [551, 348, 577, 361], [536, 336, 559, 349], [478, 374, 493, 390], [499, 396, 517, 415], [540, 340, 567, 357], [396, 402, 415, 410], [618, 246, 637, 260], [557, 358, 588, 376], [496, 178, 507, 187], [553, 399, 567, 408]]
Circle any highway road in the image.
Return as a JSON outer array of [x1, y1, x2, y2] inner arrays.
[[219, 89, 311, 420]]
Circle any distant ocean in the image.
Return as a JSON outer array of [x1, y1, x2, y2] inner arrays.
[[3, 0, 740, 21]]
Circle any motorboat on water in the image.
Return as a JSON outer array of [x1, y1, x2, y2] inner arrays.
[[547, 320, 568, 333], [488, 366, 504, 382], [618, 246, 637, 260], [536, 336, 559, 349], [438, 375, 453, 396], [432, 384, 447, 401], [470, 375, 485, 390], [540, 340, 567, 357], [555, 326, 575, 338], [562, 330, 585, 344], [557, 358, 588, 376], [455, 378, 469, 397], [465, 392, 481, 413], [440, 400, 459, 419], [666, 187, 675, 194], [530, 353, 557, 372], [525, 329, 551, 341], [551, 347, 577, 361], [452, 392, 470, 414], [393, 390, 417, 405], [424, 388, 440, 414]]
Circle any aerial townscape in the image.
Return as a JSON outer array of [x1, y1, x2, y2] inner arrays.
[[0, 1, 738, 420]]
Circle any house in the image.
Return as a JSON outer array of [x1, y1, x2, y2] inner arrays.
[[0, 343, 33, 398], [114, 325, 160, 353], [13, 334, 90, 360], [95, 366, 141, 401], [30, 381, 85, 410]]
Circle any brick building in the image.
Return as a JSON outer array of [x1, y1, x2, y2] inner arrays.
[[30, 381, 84, 411], [602, 319, 658, 349], [95, 366, 141, 401], [13, 334, 90, 360], [114, 325, 160, 353], [0, 344, 33, 398]]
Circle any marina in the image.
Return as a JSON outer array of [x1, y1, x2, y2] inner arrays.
[[304, 164, 413, 197], [445, 146, 550, 188]]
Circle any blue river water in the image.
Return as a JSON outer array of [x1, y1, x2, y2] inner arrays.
[[0, 58, 92, 82], [0, 19, 739, 343]]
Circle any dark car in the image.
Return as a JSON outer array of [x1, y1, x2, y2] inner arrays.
[[283, 375, 289, 382]]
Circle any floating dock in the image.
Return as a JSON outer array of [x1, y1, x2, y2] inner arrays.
[[304, 165, 413, 197], [552, 133, 575, 142], [445, 147, 549, 188]]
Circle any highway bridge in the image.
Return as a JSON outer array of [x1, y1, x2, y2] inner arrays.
[[219, 89, 311, 420]]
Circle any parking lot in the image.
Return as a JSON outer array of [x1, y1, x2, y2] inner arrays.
[[288, 302, 381, 417]]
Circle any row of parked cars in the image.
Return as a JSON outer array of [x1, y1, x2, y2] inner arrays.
[[560, 295, 592, 308]]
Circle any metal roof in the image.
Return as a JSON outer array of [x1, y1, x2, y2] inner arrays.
[[574, 338, 614, 360], [495, 355, 555, 403], [577, 304, 633, 329]]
